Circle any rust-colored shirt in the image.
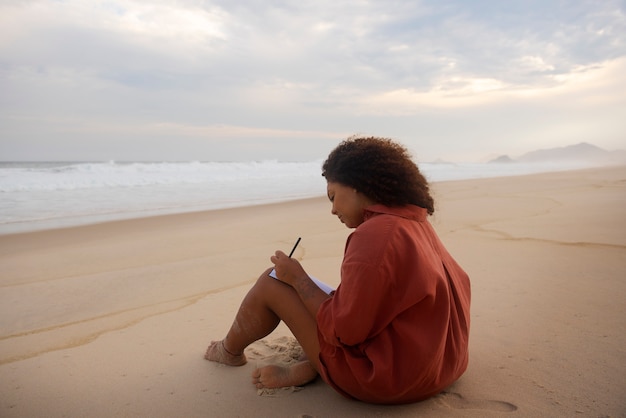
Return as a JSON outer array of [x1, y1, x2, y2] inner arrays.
[[316, 204, 471, 404]]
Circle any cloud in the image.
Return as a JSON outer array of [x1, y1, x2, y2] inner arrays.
[[4, 0, 624, 95], [354, 56, 626, 114], [0, 0, 625, 161]]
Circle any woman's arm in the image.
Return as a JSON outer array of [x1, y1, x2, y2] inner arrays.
[[271, 250, 331, 317]]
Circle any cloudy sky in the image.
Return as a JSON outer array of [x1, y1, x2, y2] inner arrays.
[[1, 0, 625, 162]]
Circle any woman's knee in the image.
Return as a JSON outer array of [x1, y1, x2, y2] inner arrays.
[[260, 267, 275, 278], [252, 268, 293, 296], [255, 268, 278, 288]]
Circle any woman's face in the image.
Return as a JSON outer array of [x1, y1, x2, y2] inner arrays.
[[326, 181, 376, 228]]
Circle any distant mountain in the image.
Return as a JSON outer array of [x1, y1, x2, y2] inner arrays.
[[487, 155, 515, 163], [517, 142, 620, 163], [486, 142, 626, 164]]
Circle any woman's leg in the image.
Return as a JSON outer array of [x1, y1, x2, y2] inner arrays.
[[205, 268, 321, 386]]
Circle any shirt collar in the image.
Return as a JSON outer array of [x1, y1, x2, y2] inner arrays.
[[363, 204, 428, 222]]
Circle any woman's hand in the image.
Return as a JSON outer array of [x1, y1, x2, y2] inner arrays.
[[270, 250, 308, 287]]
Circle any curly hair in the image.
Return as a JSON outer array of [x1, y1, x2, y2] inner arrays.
[[322, 136, 435, 214]]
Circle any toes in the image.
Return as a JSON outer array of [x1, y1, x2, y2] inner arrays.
[[203, 341, 217, 360]]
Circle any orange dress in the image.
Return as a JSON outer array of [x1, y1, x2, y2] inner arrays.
[[316, 204, 471, 404]]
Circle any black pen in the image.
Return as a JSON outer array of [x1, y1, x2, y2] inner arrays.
[[288, 237, 301, 258]]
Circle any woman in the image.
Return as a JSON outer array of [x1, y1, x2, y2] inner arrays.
[[204, 136, 471, 404]]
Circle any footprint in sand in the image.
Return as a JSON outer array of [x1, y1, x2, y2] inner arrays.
[[438, 391, 518, 412]]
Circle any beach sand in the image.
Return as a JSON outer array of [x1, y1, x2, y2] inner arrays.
[[1, 166, 625, 417]]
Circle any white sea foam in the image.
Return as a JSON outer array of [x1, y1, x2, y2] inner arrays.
[[0, 160, 323, 192], [0, 159, 598, 234]]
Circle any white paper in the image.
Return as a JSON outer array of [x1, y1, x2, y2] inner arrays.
[[269, 269, 335, 295]]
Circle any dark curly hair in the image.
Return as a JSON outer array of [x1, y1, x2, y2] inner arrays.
[[322, 136, 435, 214]]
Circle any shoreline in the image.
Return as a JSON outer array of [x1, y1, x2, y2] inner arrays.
[[2, 164, 623, 237], [1, 165, 625, 417]]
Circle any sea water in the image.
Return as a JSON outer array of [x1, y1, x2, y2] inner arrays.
[[0, 159, 595, 234]]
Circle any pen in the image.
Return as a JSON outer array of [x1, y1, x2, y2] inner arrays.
[[288, 237, 301, 258]]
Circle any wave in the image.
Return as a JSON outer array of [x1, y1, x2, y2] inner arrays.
[[0, 159, 604, 234], [0, 160, 325, 192]]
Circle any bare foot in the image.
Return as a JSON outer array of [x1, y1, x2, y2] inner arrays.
[[251, 360, 317, 389], [204, 340, 247, 366]]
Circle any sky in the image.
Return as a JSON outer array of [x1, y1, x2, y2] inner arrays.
[[1, 0, 625, 162]]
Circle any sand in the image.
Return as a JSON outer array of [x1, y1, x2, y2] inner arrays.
[[1, 166, 625, 417]]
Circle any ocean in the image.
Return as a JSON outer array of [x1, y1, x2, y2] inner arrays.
[[0, 159, 596, 234]]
